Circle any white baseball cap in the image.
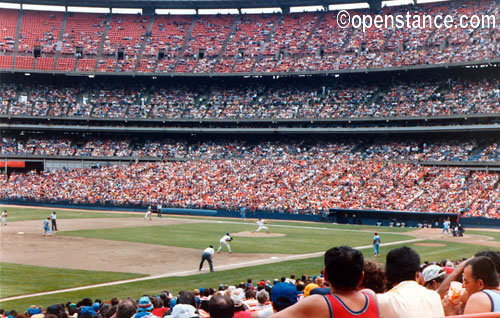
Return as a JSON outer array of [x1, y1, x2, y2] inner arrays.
[[422, 265, 446, 282]]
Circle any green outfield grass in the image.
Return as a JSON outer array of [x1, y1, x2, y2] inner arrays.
[[166, 215, 416, 232], [59, 222, 413, 254], [0, 240, 490, 312], [0, 206, 496, 313], [0, 263, 144, 298], [0, 206, 142, 222], [466, 230, 500, 242]]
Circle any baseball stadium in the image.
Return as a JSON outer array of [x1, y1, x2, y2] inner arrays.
[[0, 0, 499, 316]]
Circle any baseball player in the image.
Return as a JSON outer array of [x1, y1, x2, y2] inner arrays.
[[441, 218, 450, 237], [43, 217, 52, 236], [1, 209, 7, 226], [217, 232, 233, 254], [145, 205, 152, 221], [199, 245, 215, 272], [373, 232, 381, 257], [252, 218, 270, 234]]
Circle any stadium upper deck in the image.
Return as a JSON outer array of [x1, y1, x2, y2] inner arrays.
[[0, 0, 498, 75]]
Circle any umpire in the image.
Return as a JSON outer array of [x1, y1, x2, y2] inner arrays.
[[199, 245, 215, 272]]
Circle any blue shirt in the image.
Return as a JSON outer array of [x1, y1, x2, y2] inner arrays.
[[373, 235, 380, 245], [44, 219, 50, 227]]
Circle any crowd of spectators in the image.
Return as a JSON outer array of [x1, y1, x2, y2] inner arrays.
[[2, 137, 500, 163], [1, 247, 498, 317], [1, 149, 498, 217], [0, 78, 498, 119]]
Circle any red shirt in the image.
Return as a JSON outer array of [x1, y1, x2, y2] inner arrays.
[[323, 291, 379, 318]]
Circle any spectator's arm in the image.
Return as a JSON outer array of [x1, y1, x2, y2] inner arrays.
[[271, 295, 326, 318], [437, 259, 470, 299]]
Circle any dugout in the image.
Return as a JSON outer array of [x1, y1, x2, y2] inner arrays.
[[329, 208, 459, 228]]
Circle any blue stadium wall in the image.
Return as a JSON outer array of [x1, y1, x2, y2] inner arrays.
[[1, 200, 498, 228]]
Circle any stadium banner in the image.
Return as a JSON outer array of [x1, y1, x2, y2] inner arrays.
[[0, 161, 25, 168]]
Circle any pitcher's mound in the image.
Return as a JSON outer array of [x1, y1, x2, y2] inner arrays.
[[413, 243, 446, 247], [234, 231, 286, 237]]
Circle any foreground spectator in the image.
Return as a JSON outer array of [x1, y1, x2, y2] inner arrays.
[[377, 246, 444, 318], [134, 297, 155, 318], [462, 256, 500, 314], [422, 265, 447, 291], [208, 295, 233, 318], [116, 299, 137, 318], [273, 246, 378, 317]]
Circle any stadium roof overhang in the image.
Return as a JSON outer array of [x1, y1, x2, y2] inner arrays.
[[0, 0, 378, 9]]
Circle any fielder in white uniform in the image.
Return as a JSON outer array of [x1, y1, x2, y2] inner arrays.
[[252, 218, 270, 234], [1, 210, 7, 226], [217, 233, 232, 254], [145, 206, 152, 221]]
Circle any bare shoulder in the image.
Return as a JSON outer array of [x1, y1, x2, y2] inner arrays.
[[463, 291, 492, 314], [360, 288, 377, 299], [272, 295, 329, 318]]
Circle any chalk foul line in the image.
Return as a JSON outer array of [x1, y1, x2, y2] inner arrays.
[[0, 238, 423, 302]]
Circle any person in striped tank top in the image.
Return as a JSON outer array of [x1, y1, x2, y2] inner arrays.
[[272, 246, 379, 318]]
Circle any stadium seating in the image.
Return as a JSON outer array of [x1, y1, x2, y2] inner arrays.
[[1, 78, 498, 119], [0, 1, 497, 74], [18, 10, 63, 54], [0, 9, 18, 53], [0, 55, 13, 69], [56, 57, 76, 71], [61, 12, 107, 56]]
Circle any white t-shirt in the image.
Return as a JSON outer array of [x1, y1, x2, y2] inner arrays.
[[203, 247, 214, 255], [377, 280, 444, 318], [220, 235, 231, 243], [256, 307, 274, 318], [257, 220, 265, 226]]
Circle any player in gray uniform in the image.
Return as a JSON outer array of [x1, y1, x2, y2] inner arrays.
[[199, 245, 215, 272]]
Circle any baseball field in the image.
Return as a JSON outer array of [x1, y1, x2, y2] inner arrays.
[[1, 205, 499, 312]]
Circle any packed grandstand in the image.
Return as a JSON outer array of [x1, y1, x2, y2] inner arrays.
[[0, 0, 499, 219]]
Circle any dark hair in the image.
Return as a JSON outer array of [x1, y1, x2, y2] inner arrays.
[[324, 246, 364, 290], [272, 297, 294, 312], [466, 256, 499, 288], [385, 246, 421, 286], [80, 298, 93, 307], [362, 261, 388, 293], [116, 299, 137, 318], [177, 291, 196, 308], [110, 298, 120, 307], [296, 282, 305, 292], [99, 304, 116, 318], [474, 251, 500, 274], [208, 295, 234, 318], [159, 293, 170, 307], [245, 289, 256, 299]]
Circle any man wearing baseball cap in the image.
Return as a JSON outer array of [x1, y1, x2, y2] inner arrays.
[[422, 264, 447, 291]]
